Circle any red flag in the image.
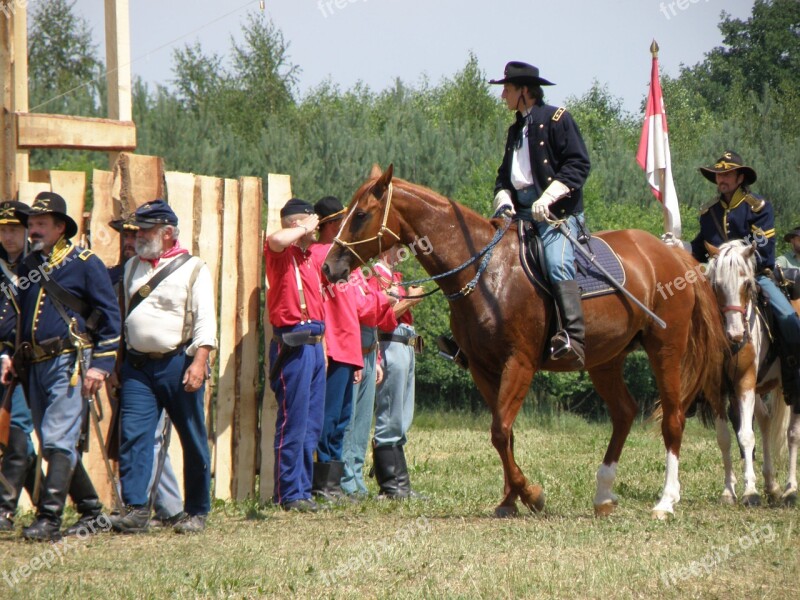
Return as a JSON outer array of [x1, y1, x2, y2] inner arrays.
[[637, 43, 681, 237]]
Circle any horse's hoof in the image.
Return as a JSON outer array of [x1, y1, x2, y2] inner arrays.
[[651, 509, 673, 521], [494, 504, 519, 518], [594, 501, 617, 517], [521, 485, 545, 513], [719, 493, 737, 506], [782, 491, 797, 507], [741, 494, 761, 507]]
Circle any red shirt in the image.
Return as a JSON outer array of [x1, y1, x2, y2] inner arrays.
[[309, 243, 363, 368], [372, 262, 414, 327], [265, 242, 325, 327]]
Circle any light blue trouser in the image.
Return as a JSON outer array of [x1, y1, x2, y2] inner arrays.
[[374, 324, 416, 447], [341, 336, 377, 495], [534, 213, 584, 282], [149, 411, 184, 519], [758, 274, 800, 343], [27, 352, 85, 466], [8, 384, 35, 457]]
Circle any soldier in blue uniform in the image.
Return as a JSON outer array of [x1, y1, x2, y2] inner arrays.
[[678, 151, 800, 411], [0, 192, 121, 541], [490, 61, 592, 366], [0, 201, 37, 533]]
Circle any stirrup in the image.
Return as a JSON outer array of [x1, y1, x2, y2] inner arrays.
[[550, 331, 572, 360]]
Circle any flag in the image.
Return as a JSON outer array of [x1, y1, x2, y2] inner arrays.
[[636, 43, 681, 238]]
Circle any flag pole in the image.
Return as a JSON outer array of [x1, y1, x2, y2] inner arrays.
[[650, 40, 671, 236]]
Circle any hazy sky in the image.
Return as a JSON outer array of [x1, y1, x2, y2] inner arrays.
[[71, 0, 756, 114]]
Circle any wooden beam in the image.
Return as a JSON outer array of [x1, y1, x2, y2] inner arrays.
[[16, 113, 136, 151], [17, 181, 50, 205], [111, 153, 165, 215], [234, 177, 262, 500], [12, 4, 28, 187], [214, 179, 240, 500], [258, 173, 292, 503], [104, 0, 132, 122], [49, 171, 87, 243], [89, 170, 120, 268], [1, 15, 14, 198]]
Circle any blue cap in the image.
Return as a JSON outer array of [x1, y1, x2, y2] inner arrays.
[[280, 198, 313, 218], [133, 199, 178, 229]]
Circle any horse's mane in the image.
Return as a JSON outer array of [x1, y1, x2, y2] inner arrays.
[[707, 240, 757, 291]]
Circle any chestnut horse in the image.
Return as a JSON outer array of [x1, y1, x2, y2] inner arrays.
[[705, 240, 797, 506], [323, 166, 727, 518]]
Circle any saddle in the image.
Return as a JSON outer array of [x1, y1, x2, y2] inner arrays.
[[517, 220, 626, 299]]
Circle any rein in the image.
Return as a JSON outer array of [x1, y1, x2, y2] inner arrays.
[[332, 182, 401, 266]]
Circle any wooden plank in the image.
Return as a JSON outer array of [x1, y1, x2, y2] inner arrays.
[[49, 171, 87, 243], [234, 177, 262, 500], [104, 0, 132, 122], [12, 5, 28, 187], [84, 386, 117, 509], [258, 173, 292, 503], [214, 179, 240, 500], [90, 170, 120, 268], [164, 171, 195, 246], [16, 113, 136, 151], [193, 175, 222, 480], [112, 153, 165, 216], [17, 180, 50, 204], [1, 16, 14, 199]]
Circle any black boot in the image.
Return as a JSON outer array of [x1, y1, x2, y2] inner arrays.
[[22, 452, 74, 542], [0, 427, 35, 532], [394, 445, 426, 500], [63, 462, 107, 537], [311, 462, 332, 500], [550, 280, 585, 368], [373, 444, 404, 499], [312, 461, 345, 501]]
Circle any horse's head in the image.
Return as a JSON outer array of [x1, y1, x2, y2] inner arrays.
[[705, 240, 758, 343], [323, 164, 402, 282]]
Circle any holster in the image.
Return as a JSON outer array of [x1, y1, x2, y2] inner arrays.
[[11, 343, 34, 390], [268, 331, 322, 381]]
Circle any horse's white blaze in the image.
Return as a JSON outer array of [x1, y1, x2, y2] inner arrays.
[[715, 416, 737, 502], [653, 451, 680, 514], [724, 311, 745, 342], [593, 462, 618, 506]]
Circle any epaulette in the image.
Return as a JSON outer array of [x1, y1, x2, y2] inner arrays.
[[552, 107, 566, 122], [78, 249, 94, 261], [699, 198, 719, 215], [743, 193, 765, 213]]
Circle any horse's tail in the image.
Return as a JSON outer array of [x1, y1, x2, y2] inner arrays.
[[675, 251, 728, 416], [764, 391, 790, 467]]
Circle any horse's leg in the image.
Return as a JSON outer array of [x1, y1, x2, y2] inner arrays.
[[714, 416, 738, 504], [783, 412, 800, 506], [754, 394, 781, 503], [587, 356, 637, 517], [475, 357, 542, 517], [737, 387, 761, 506]]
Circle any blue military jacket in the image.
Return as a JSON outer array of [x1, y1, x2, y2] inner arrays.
[[689, 191, 775, 272], [0, 251, 20, 350], [16, 243, 121, 373], [495, 102, 591, 218]]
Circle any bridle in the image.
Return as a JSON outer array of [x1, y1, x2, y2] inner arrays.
[[332, 182, 400, 266]]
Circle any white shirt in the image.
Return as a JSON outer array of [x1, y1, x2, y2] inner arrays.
[[124, 254, 217, 355], [510, 106, 534, 190]]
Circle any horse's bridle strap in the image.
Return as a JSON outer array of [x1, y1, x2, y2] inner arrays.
[[721, 305, 746, 314], [332, 183, 401, 265]]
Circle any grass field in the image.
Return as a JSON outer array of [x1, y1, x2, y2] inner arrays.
[[1, 410, 797, 599]]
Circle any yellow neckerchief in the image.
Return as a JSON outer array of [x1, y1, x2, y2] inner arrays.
[[722, 188, 746, 211], [43, 236, 72, 270]]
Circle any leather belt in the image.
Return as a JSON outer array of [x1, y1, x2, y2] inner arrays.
[[31, 338, 76, 363], [378, 333, 418, 346], [128, 344, 187, 363], [272, 334, 323, 345]]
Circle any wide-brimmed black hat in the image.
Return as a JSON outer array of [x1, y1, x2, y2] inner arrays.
[[489, 61, 555, 86], [109, 217, 140, 233], [280, 198, 314, 219], [0, 200, 29, 226], [16, 192, 79, 239], [699, 150, 757, 186], [133, 199, 179, 229], [783, 226, 800, 243], [314, 196, 345, 224]]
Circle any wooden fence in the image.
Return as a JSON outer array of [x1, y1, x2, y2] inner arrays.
[[17, 153, 290, 509]]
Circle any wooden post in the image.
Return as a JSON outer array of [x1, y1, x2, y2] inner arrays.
[[49, 171, 87, 241], [105, 0, 133, 168], [112, 153, 165, 215], [0, 7, 27, 198], [258, 173, 293, 503], [89, 170, 121, 267], [214, 179, 240, 499], [233, 177, 262, 500]]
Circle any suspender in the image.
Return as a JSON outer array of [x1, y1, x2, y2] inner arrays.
[[292, 256, 310, 323]]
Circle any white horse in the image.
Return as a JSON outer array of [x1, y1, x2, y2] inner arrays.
[[705, 240, 799, 506]]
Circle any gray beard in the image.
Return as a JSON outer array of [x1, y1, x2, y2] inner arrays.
[[30, 239, 45, 252], [135, 237, 163, 260]]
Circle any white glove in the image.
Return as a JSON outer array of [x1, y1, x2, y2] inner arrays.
[[532, 180, 570, 222], [661, 232, 682, 248], [493, 190, 515, 215]]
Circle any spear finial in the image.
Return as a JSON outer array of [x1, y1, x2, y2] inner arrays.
[[650, 40, 659, 57]]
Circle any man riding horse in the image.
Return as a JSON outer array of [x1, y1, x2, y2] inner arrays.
[[666, 151, 800, 413], [490, 61, 591, 367]]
